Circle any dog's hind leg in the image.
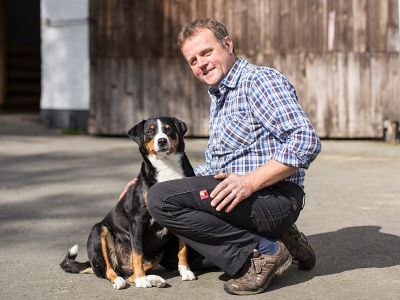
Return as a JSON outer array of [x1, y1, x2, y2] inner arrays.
[[87, 224, 125, 289], [178, 240, 196, 281]]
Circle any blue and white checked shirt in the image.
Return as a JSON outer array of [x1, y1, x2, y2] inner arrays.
[[194, 57, 321, 188]]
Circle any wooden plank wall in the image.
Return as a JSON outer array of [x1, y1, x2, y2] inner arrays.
[[89, 0, 400, 138]]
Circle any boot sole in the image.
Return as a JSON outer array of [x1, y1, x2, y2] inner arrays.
[[282, 231, 316, 270], [224, 255, 293, 296]]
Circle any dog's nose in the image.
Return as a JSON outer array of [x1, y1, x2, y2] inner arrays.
[[158, 138, 168, 147]]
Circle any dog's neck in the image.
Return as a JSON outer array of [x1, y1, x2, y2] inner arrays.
[[147, 153, 185, 182]]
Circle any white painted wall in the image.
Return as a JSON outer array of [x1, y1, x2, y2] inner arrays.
[[40, 0, 89, 110]]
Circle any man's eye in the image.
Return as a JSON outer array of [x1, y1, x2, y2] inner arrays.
[[204, 50, 212, 56], [190, 59, 197, 66]]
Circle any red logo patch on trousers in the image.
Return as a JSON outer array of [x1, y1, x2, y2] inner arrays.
[[199, 190, 209, 200]]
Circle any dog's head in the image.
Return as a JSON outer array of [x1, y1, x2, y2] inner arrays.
[[128, 117, 188, 157]]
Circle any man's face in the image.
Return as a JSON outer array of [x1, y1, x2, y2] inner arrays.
[[181, 28, 236, 87]]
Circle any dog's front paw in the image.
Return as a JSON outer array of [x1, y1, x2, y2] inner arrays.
[[178, 265, 197, 281], [146, 275, 167, 288], [134, 276, 153, 288], [112, 276, 126, 290]]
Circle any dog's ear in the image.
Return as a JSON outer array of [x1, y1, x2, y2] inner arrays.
[[172, 118, 188, 136], [128, 120, 146, 145]]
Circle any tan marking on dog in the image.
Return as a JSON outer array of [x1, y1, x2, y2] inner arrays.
[[126, 253, 163, 283], [178, 239, 189, 267], [143, 192, 148, 207], [143, 253, 164, 273], [127, 250, 145, 282], [100, 226, 119, 283], [79, 267, 94, 274], [145, 138, 157, 155]]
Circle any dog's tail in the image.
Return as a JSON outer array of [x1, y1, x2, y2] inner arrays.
[[60, 245, 93, 274]]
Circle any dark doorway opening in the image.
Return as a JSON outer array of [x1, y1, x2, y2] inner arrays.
[[1, 0, 41, 113]]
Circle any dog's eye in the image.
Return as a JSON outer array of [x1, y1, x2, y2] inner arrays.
[[145, 128, 155, 135], [164, 127, 172, 134]]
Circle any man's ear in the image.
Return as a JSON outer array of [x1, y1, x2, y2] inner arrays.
[[128, 120, 146, 145], [172, 118, 188, 136], [223, 36, 234, 54]]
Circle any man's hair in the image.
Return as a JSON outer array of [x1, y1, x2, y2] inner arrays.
[[177, 18, 229, 50]]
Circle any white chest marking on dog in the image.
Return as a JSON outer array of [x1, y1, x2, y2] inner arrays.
[[148, 153, 185, 182], [156, 227, 169, 239]]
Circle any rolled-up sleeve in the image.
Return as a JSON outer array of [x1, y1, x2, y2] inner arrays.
[[194, 162, 212, 176], [249, 71, 321, 169]]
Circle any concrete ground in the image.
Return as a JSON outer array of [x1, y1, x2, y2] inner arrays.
[[1, 113, 399, 299]]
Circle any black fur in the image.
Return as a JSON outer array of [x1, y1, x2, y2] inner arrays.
[[60, 117, 194, 279]]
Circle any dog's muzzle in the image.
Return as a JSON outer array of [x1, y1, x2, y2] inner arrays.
[[155, 136, 171, 153]]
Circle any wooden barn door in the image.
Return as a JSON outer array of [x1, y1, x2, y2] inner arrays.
[[88, 0, 400, 138]]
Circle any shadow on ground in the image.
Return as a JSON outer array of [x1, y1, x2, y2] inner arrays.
[[267, 225, 400, 290]]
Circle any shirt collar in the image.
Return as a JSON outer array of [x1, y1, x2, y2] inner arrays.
[[220, 57, 247, 89], [208, 57, 247, 97]]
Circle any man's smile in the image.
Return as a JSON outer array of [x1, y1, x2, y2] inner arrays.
[[202, 67, 215, 76]]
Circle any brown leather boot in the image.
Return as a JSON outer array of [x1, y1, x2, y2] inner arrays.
[[281, 224, 316, 270], [223, 241, 292, 295]]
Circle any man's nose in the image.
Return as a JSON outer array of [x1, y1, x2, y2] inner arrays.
[[197, 56, 207, 68]]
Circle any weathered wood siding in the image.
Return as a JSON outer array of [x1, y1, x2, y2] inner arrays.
[[89, 0, 400, 138]]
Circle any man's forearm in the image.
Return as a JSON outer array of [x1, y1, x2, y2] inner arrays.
[[248, 159, 298, 192]]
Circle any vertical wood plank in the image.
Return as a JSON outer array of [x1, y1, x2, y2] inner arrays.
[[195, 0, 207, 19], [269, 0, 281, 54], [367, 0, 389, 51], [352, 0, 367, 52], [369, 54, 385, 135], [213, 0, 225, 23], [244, 0, 259, 57], [387, 0, 400, 51]]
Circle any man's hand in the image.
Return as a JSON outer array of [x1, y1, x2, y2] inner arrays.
[[119, 178, 138, 200], [210, 173, 254, 213], [209, 160, 297, 213]]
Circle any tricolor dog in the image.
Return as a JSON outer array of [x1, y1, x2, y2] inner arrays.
[[60, 117, 196, 289]]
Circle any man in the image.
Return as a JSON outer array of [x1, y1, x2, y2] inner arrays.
[[145, 18, 321, 295]]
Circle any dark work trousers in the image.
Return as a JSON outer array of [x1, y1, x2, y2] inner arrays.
[[148, 175, 304, 276]]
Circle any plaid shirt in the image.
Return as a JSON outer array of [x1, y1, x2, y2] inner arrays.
[[194, 57, 321, 188]]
